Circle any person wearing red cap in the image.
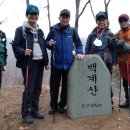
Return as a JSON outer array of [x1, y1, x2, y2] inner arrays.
[[115, 14, 130, 108]]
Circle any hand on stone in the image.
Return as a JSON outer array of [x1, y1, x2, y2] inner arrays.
[[76, 54, 84, 60]]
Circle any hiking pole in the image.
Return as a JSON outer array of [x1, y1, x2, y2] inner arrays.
[[118, 69, 121, 112], [118, 54, 122, 112], [25, 62, 29, 94], [53, 111, 55, 123], [50, 29, 56, 123], [126, 51, 130, 118], [25, 39, 29, 94]]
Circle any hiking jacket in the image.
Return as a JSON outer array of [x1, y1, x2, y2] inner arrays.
[[13, 26, 49, 68], [0, 30, 7, 66], [46, 23, 83, 70], [85, 27, 117, 65], [115, 26, 130, 62]]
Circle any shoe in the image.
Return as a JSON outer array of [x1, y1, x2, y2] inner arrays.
[[32, 111, 44, 119], [48, 108, 57, 115], [22, 115, 33, 124], [59, 107, 65, 114], [119, 101, 129, 108]]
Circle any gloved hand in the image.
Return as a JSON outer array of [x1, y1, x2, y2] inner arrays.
[[108, 37, 117, 49], [123, 42, 130, 51], [116, 40, 125, 47]]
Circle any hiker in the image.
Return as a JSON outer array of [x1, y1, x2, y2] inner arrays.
[[85, 11, 118, 107], [0, 30, 7, 89], [115, 14, 130, 108], [13, 4, 49, 124], [46, 9, 84, 114]]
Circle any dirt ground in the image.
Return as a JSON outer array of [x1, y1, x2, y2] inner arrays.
[[0, 86, 130, 130]]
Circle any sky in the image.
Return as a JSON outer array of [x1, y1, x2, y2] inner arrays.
[[0, 0, 130, 39]]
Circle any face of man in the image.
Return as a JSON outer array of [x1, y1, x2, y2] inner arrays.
[[27, 12, 39, 25], [119, 17, 129, 29], [59, 15, 70, 27], [96, 17, 108, 29]]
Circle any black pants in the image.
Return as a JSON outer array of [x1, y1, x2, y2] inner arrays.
[[50, 67, 69, 110], [122, 78, 129, 100], [21, 60, 44, 118]]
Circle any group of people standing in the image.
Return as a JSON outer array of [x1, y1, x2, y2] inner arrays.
[[13, 4, 83, 124], [0, 4, 130, 124]]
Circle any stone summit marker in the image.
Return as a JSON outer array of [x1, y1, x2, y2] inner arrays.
[[67, 55, 112, 119]]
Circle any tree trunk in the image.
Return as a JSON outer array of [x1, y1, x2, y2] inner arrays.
[[75, 0, 81, 31], [26, 0, 29, 6], [104, 0, 111, 28], [47, 0, 51, 29]]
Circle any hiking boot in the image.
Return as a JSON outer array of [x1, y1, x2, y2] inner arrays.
[[119, 101, 129, 108], [22, 115, 33, 124], [48, 108, 57, 115], [32, 111, 44, 119], [59, 107, 65, 114]]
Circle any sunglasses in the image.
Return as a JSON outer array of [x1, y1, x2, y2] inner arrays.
[[119, 18, 128, 23]]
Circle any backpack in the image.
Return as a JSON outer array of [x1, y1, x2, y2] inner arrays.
[[0, 30, 7, 67], [11, 26, 26, 59]]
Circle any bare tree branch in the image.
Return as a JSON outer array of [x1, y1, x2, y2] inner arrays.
[[47, 0, 51, 29], [104, 0, 106, 6], [89, 0, 95, 20], [0, 0, 6, 6], [0, 17, 8, 25], [75, 0, 81, 30], [104, 0, 111, 28], [75, 0, 90, 30], [107, 0, 111, 6], [77, 0, 90, 21], [75, 0, 81, 24], [35, 0, 51, 30]]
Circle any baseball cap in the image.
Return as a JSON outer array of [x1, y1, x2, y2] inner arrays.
[[60, 9, 70, 17], [26, 4, 39, 15], [118, 14, 129, 23], [96, 11, 108, 21]]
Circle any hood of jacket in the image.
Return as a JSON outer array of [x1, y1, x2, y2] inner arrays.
[[23, 21, 39, 33]]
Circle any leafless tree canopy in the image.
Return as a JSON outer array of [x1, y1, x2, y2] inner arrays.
[[75, 0, 112, 31]]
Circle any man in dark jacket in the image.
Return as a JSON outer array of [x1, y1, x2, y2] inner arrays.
[[46, 9, 84, 114], [13, 4, 49, 124], [85, 11, 118, 108]]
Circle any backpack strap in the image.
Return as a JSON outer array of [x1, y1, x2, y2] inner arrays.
[[70, 27, 74, 38], [70, 27, 76, 52], [18, 26, 26, 40], [50, 25, 56, 39]]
